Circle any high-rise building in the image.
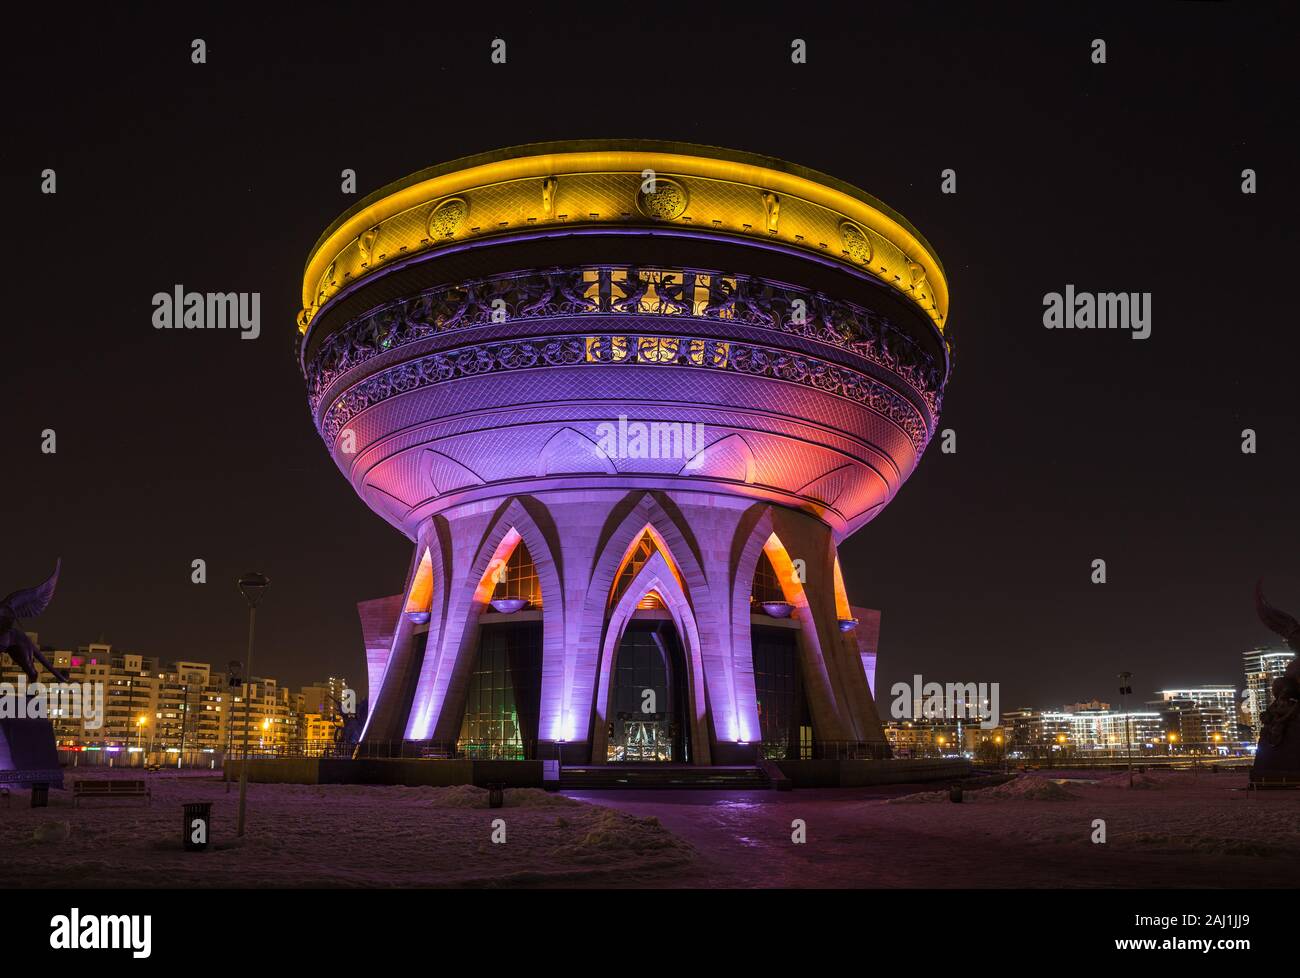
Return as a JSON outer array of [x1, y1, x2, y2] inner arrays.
[[1152, 687, 1239, 748], [1242, 647, 1295, 739], [1017, 708, 1163, 752], [0, 642, 348, 759]]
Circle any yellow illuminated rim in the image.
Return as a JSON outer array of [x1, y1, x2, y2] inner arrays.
[[299, 143, 949, 336]]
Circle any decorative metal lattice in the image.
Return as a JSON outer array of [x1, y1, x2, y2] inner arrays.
[[305, 264, 947, 417], [317, 329, 933, 450]]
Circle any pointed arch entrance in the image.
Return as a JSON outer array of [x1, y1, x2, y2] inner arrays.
[[607, 619, 692, 762], [456, 538, 544, 759], [592, 533, 711, 764], [747, 533, 822, 760]]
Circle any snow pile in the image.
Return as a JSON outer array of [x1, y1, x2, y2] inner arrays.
[[0, 772, 698, 887], [1091, 771, 1175, 789], [551, 807, 693, 865], [417, 784, 493, 808], [1128, 832, 1285, 858], [888, 776, 1077, 804], [33, 821, 71, 844], [415, 785, 581, 808], [886, 788, 951, 804], [504, 788, 581, 809], [982, 776, 1077, 801], [259, 782, 581, 808]]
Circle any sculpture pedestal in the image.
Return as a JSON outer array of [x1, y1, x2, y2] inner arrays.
[[1251, 700, 1300, 781], [0, 717, 64, 788]]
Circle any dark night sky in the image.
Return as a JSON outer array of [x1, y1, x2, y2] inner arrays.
[[6, 3, 1297, 708]]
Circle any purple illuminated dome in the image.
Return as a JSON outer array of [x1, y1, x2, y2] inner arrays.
[[297, 141, 951, 764]]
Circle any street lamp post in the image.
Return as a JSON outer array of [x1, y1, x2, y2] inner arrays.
[[236, 572, 271, 838], [1118, 671, 1135, 787], [177, 680, 189, 770]]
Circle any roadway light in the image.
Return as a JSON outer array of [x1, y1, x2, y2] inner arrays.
[[1118, 671, 1135, 787], [236, 571, 271, 837]]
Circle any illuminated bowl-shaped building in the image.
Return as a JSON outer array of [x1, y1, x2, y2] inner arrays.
[[296, 141, 951, 765]]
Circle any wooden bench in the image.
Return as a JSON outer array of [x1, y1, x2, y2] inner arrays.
[[1247, 773, 1300, 794], [73, 779, 151, 807]]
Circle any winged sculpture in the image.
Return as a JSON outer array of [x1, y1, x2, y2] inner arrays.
[[0, 560, 70, 684], [1254, 580, 1300, 749]]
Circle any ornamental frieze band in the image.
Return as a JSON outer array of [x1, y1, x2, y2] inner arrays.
[[305, 265, 946, 419], [317, 330, 932, 452]]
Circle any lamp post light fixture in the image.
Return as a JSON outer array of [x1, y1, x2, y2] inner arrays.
[[236, 571, 271, 837], [1118, 671, 1135, 787]]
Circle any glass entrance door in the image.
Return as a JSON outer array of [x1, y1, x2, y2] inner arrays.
[[615, 719, 675, 762], [606, 623, 690, 762]]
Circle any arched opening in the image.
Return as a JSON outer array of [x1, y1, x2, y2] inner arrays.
[[605, 615, 693, 763], [592, 529, 711, 765], [360, 546, 438, 744], [832, 555, 853, 622], [404, 548, 435, 616], [609, 529, 681, 611], [456, 621, 542, 760], [489, 540, 542, 609], [750, 549, 785, 606], [453, 531, 545, 758], [750, 536, 815, 760]]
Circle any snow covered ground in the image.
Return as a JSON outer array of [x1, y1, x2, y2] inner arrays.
[[0, 770, 693, 888], [1, 769, 1294, 887]]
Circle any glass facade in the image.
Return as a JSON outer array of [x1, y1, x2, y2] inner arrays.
[[751, 550, 785, 605], [607, 623, 690, 762], [490, 541, 542, 607], [457, 623, 542, 759], [610, 532, 666, 610], [752, 625, 810, 759]]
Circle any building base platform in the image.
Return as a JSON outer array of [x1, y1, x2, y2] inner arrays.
[[225, 756, 971, 789]]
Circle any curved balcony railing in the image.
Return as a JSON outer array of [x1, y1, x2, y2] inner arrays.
[[304, 264, 947, 418]]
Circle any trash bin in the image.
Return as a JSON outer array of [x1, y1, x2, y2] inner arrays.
[[183, 802, 213, 851], [488, 783, 505, 809], [948, 784, 963, 804], [30, 783, 49, 808]]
